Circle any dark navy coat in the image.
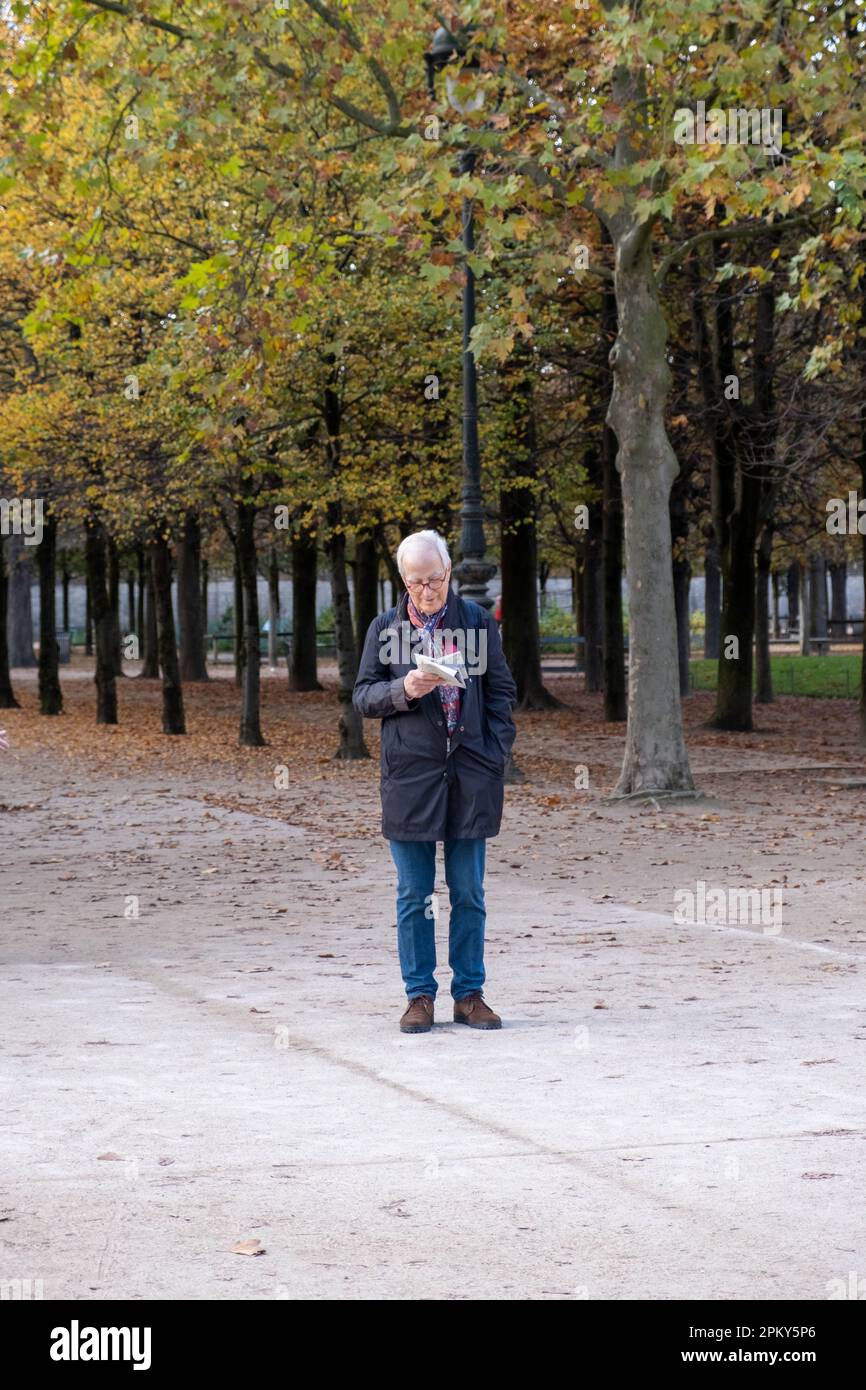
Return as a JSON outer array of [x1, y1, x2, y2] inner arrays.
[[352, 587, 518, 841]]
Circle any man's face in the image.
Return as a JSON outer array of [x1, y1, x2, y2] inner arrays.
[[402, 546, 452, 614]]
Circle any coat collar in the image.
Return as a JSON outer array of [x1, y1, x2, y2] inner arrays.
[[396, 584, 460, 630]]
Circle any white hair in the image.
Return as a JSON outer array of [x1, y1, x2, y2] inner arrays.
[[396, 529, 451, 578]]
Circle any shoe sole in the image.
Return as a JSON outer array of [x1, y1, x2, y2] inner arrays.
[[400, 1024, 433, 1033], [453, 1017, 501, 1029]]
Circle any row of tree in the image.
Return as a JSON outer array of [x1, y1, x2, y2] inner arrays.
[[2, 1, 865, 793]]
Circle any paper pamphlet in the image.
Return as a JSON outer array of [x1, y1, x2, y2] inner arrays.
[[412, 650, 467, 689]]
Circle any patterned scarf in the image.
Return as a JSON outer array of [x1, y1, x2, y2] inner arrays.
[[406, 593, 462, 735]]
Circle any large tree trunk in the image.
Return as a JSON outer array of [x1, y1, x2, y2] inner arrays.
[[755, 524, 774, 704], [177, 511, 209, 681], [599, 255, 627, 723], [289, 522, 322, 691], [704, 538, 721, 660], [606, 227, 695, 794], [236, 501, 264, 746], [7, 534, 36, 667], [37, 510, 63, 716], [149, 535, 186, 735], [84, 525, 118, 725], [0, 536, 20, 708], [353, 536, 379, 658]]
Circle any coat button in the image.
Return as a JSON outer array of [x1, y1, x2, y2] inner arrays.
[[459, 725, 464, 731], [437, 719, 443, 725]]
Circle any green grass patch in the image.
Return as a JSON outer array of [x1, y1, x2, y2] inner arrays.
[[689, 652, 862, 698]]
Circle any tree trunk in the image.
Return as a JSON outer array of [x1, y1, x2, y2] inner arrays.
[[581, 523, 603, 693], [322, 365, 368, 759], [267, 546, 280, 668], [107, 536, 123, 676], [606, 228, 695, 794], [177, 511, 209, 681], [233, 545, 245, 691], [289, 523, 322, 691], [37, 510, 63, 715], [136, 546, 146, 659], [500, 479, 559, 708], [353, 536, 380, 658], [84, 526, 118, 725], [755, 525, 774, 704], [799, 564, 810, 655], [787, 561, 800, 634], [809, 554, 828, 647], [141, 549, 159, 678], [704, 539, 721, 659], [7, 534, 36, 667], [149, 535, 186, 735], [201, 558, 209, 636], [670, 470, 691, 696], [126, 570, 135, 640], [829, 561, 847, 627], [602, 433, 626, 721], [325, 504, 369, 759], [61, 556, 70, 633], [85, 570, 93, 657], [0, 536, 20, 708], [236, 501, 264, 746], [599, 233, 627, 722]]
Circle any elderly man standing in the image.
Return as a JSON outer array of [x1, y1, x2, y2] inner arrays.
[[353, 529, 517, 1034]]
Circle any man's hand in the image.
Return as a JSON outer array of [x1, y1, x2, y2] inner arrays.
[[403, 670, 446, 700]]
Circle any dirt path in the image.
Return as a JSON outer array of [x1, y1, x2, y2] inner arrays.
[[1, 667, 865, 1299]]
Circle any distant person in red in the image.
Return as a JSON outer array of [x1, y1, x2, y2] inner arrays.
[[494, 594, 502, 625]]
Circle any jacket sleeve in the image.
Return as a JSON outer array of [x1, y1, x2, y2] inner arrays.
[[353, 615, 421, 719], [481, 610, 518, 758]]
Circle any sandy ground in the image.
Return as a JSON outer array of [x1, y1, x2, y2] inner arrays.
[[1, 661, 865, 1300]]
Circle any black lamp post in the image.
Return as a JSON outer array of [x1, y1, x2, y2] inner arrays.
[[424, 25, 497, 610]]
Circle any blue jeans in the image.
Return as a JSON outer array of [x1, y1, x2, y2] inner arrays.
[[388, 838, 487, 1001]]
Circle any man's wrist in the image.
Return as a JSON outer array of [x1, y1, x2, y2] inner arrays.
[[391, 675, 417, 711]]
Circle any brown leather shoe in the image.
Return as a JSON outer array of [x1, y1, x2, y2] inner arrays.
[[453, 991, 501, 1029], [400, 994, 434, 1033]]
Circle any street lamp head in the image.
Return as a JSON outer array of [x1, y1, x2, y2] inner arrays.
[[424, 25, 459, 96]]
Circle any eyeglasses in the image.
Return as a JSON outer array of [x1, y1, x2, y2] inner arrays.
[[405, 572, 448, 592]]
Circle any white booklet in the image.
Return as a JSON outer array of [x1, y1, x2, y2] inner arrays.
[[413, 649, 467, 688]]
